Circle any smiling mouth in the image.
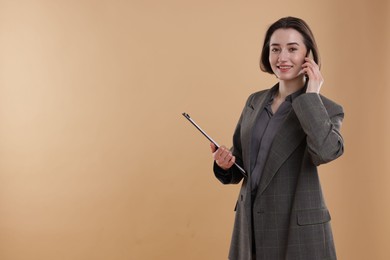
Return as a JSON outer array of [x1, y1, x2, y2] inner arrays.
[[277, 65, 293, 69]]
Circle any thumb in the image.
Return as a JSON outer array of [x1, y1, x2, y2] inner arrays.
[[210, 143, 217, 153]]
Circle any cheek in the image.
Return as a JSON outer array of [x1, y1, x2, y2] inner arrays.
[[269, 58, 278, 74], [269, 55, 277, 66], [294, 53, 307, 64]]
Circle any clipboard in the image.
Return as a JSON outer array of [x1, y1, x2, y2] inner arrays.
[[182, 112, 247, 177]]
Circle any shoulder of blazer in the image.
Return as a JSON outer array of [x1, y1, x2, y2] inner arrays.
[[246, 89, 271, 109], [246, 83, 279, 108], [319, 94, 344, 117]]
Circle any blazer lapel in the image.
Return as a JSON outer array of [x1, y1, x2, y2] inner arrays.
[[257, 110, 306, 195], [241, 88, 274, 176]]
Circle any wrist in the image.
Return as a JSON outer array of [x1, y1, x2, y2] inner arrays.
[[306, 86, 320, 94]]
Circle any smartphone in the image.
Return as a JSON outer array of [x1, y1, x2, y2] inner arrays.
[[304, 49, 314, 79], [307, 49, 314, 61]]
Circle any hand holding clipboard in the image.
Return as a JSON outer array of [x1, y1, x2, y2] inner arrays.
[[182, 113, 247, 177]]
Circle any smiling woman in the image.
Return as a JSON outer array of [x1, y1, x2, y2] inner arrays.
[[210, 17, 344, 260]]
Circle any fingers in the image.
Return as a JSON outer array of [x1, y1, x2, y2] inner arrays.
[[210, 143, 217, 153], [212, 145, 235, 170], [302, 57, 323, 93], [302, 58, 322, 79], [302, 58, 318, 74]]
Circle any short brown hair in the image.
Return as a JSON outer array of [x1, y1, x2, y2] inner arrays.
[[260, 17, 320, 74]]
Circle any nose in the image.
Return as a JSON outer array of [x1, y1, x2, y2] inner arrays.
[[278, 49, 289, 62]]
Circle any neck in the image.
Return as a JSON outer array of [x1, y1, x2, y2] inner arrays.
[[277, 76, 306, 99]]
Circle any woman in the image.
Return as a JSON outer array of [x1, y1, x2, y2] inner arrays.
[[211, 17, 344, 260]]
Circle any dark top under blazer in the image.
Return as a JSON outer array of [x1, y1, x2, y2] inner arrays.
[[214, 85, 344, 260]]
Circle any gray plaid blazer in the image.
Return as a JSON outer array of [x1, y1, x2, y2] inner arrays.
[[214, 85, 344, 260]]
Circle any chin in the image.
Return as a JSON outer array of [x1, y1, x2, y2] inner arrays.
[[278, 73, 303, 81]]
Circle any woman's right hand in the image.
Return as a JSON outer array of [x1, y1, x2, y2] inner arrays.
[[210, 143, 236, 170]]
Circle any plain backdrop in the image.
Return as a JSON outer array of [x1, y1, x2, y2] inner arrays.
[[0, 0, 389, 259]]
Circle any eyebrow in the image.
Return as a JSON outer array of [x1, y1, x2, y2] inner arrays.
[[270, 42, 300, 46]]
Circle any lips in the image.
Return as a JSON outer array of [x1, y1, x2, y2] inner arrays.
[[277, 65, 293, 72]]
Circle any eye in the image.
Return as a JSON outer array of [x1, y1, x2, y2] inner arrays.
[[288, 47, 298, 52], [271, 48, 280, 53]]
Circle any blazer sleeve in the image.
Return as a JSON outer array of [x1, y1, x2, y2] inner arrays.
[[292, 93, 344, 166]]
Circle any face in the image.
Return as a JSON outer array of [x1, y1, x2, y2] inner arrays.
[[269, 28, 308, 81]]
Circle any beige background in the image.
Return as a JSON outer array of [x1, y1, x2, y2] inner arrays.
[[0, 0, 389, 259]]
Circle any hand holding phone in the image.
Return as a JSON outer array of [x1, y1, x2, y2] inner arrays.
[[303, 49, 323, 93]]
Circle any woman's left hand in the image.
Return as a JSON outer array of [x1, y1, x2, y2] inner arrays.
[[302, 57, 324, 94]]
